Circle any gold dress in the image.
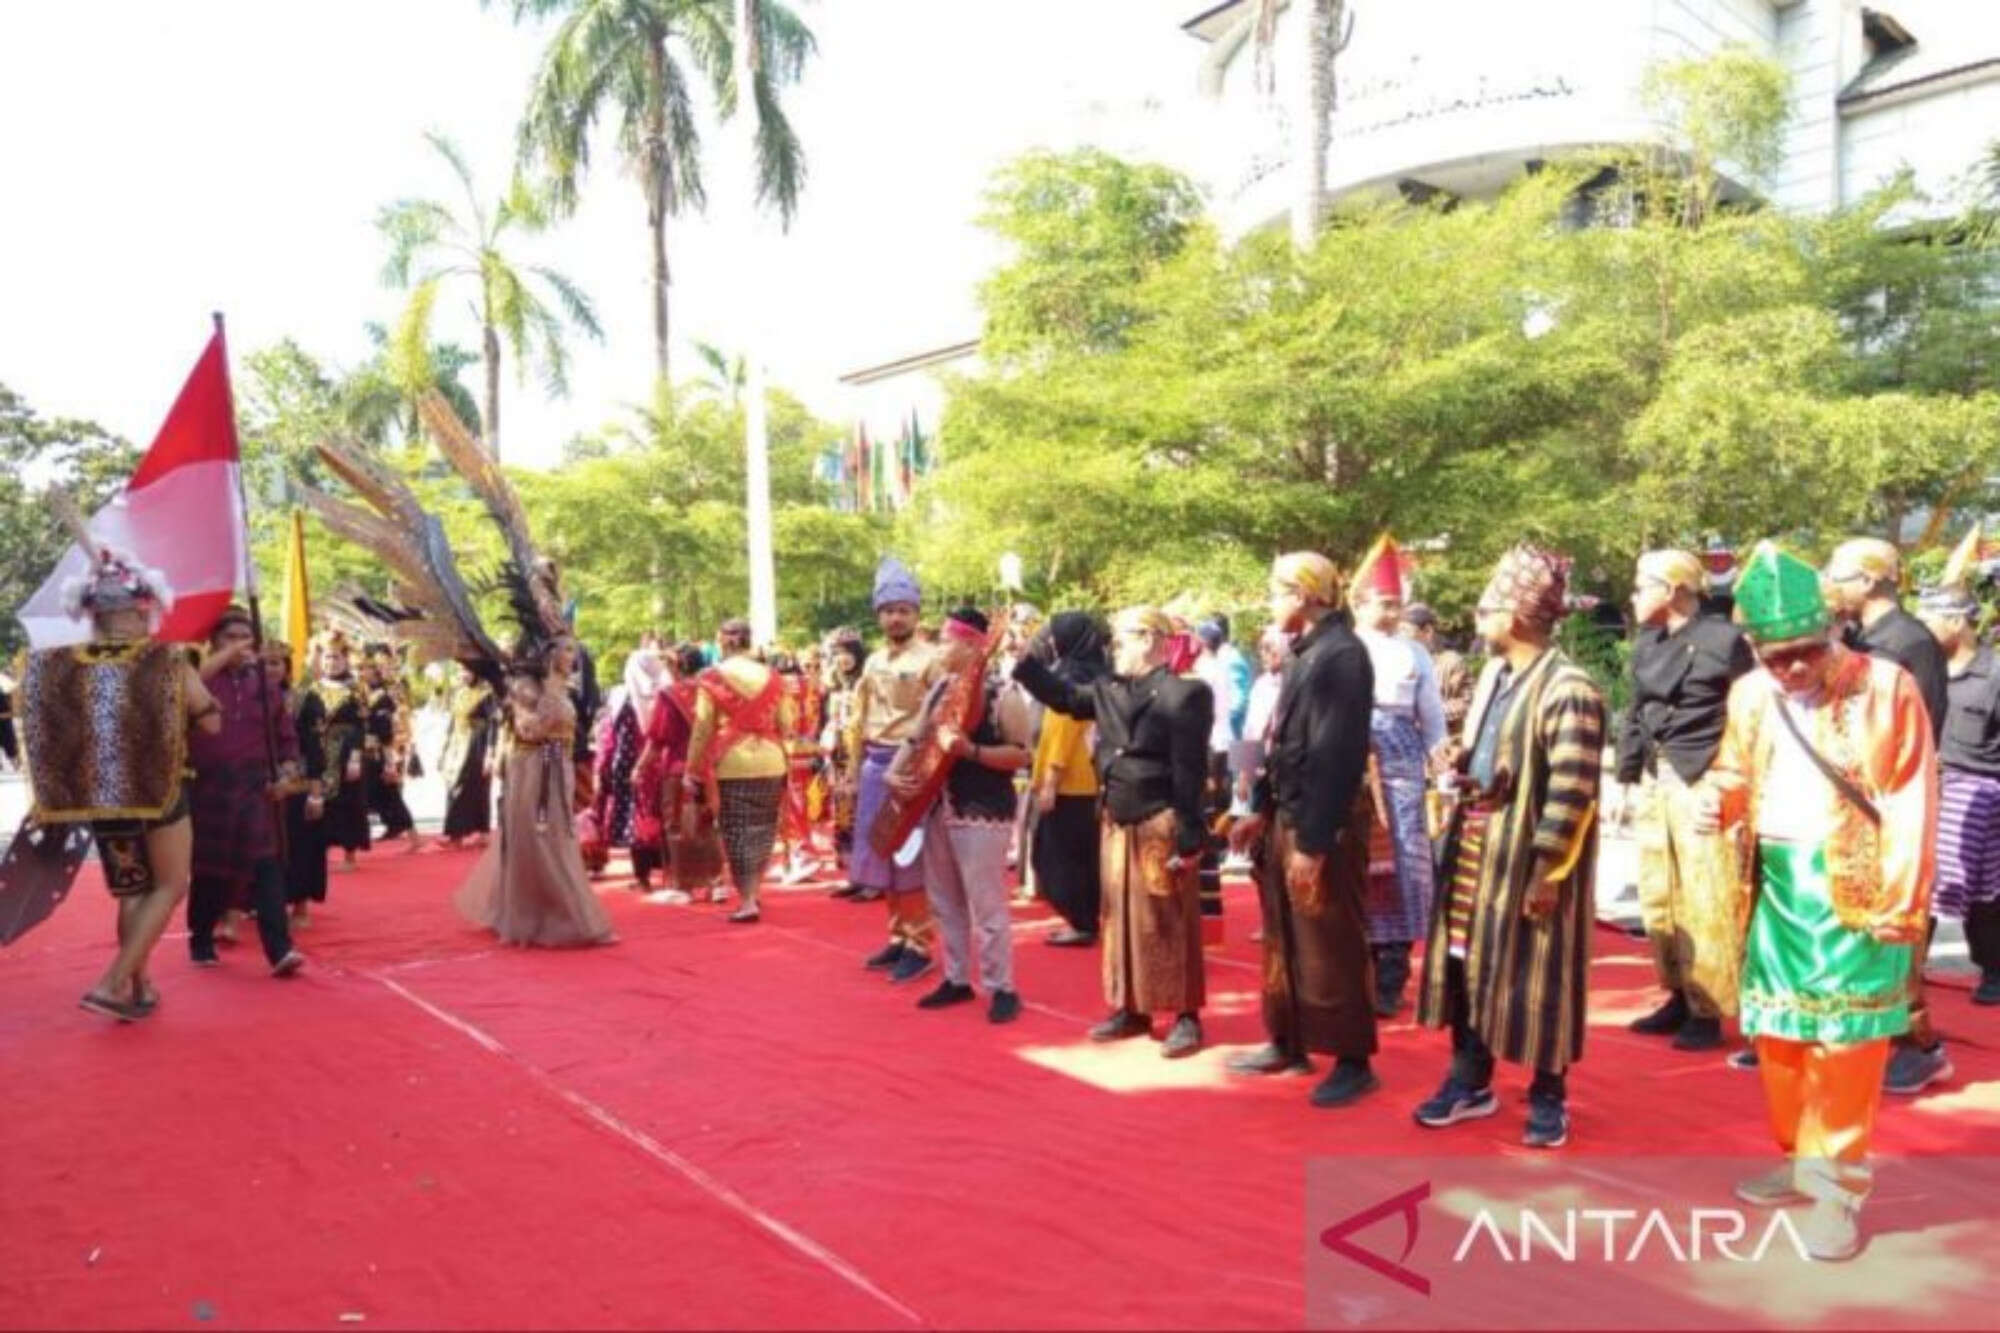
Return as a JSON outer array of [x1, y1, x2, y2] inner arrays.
[[454, 685, 615, 947]]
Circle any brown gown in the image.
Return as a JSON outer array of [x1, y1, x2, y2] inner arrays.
[[455, 684, 615, 948]]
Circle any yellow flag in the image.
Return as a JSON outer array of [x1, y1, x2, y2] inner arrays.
[[282, 509, 311, 660]]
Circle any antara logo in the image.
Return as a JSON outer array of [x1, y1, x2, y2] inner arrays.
[[1319, 1182, 1432, 1296]]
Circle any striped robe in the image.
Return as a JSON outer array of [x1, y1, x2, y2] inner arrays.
[[1418, 649, 1604, 1073]]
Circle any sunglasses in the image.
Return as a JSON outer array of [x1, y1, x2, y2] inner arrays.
[[1758, 642, 1829, 673]]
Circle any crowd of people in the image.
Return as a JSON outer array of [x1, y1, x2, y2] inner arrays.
[[15, 514, 1999, 1268]]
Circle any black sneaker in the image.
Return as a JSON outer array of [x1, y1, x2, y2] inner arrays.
[[1671, 1016, 1725, 1052], [1884, 1043, 1953, 1095], [916, 980, 975, 1010], [1161, 1014, 1203, 1059], [863, 941, 906, 971], [1309, 1061, 1380, 1108], [1974, 972, 2000, 1006], [1629, 992, 1689, 1035], [1226, 1043, 1311, 1076], [988, 990, 1022, 1024], [888, 950, 935, 984], [1412, 1075, 1498, 1128], [190, 943, 221, 968], [1089, 1010, 1152, 1042], [1523, 1096, 1570, 1149]]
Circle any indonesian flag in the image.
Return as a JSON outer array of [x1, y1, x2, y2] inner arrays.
[[18, 328, 249, 648]]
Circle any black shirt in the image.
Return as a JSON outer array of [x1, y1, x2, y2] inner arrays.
[[1853, 607, 1949, 744], [1012, 657, 1213, 854], [1616, 614, 1755, 785], [942, 680, 1018, 822], [1941, 647, 2000, 779], [1251, 612, 1373, 856]]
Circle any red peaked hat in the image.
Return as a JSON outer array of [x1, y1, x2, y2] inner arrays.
[[1353, 533, 1407, 602]]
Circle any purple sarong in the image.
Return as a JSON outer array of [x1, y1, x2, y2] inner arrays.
[[1937, 767, 2000, 921], [850, 743, 924, 892]]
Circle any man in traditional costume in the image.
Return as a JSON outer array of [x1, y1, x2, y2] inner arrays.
[[1916, 536, 2000, 1007], [1402, 604, 1473, 731], [1414, 543, 1603, 1149], [186, 605, 305, 976], [307, 632, 372, 874], [820, 631, 867, 880], [1822, 537, 1953, 1094], [683, 619, 796, 924], [1227, 552, 1380, 1105], [892, 607, 1033, 1024], [845, 558, 944, 982], [20, 543, 220, 1020], [1616, 549, 1756, 1051], [1348, 535, 1447, 1017], [1015, 606, 1215, 1058], [1697, 542, 1936, 1262]]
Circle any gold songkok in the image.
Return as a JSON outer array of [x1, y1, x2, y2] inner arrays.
[[1272, 552, 1343, 606], [1637, 549, 1706, 595], [1113, 606, 1174, 638], [1826, 537, 1901, 586]]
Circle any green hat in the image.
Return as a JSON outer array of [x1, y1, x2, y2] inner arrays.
[[1734, 540, 1829, 643]]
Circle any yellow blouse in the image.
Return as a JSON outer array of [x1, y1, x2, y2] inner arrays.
[[1032, 710, 1099, 797]]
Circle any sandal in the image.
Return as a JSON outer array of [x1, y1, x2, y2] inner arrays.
[[130, 979, 160, 1017], [727, 906, 761, 924], [79, 990, 144, 1022]]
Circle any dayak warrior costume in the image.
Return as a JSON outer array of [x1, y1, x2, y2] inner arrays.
[[1416, 543, 1604, 1149], [1706, 541, 1937, 1261], [1015, 606, 1215, 1058], [851, 558, 944, 982], [1617, 549, 1756, 1048], [1232, 552, 1380, 1105]]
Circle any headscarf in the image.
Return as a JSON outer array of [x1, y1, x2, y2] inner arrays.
[[1271, 552, 1343, 606], [872, 556, 922, 611], [1636, 549, 1706, 595], [623, 647, 663, 717], [1048, 611, 1109, 685], [1481, 543, 1571, 632], [1733, 541, 1829, 644]]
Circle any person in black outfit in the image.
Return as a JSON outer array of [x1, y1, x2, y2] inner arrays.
[[1823, 537, 1952, 1095], [1015, 605, 1214, 1059], [1616, 550, 1755, 1052], [0, 678, 17, 768], [1918, 580, 2000, 1007], [1226, 552, 1381, 1107]]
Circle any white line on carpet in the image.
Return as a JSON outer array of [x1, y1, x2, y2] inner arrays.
[[373, 973, 924, 1326]]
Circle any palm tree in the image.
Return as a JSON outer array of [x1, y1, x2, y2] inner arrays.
[[492, 0, 814, 385], [692, 338, 747, 407], [1208, 0, 1352, 249], [377, 131, 603, 461]]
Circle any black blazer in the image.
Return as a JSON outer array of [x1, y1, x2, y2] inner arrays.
[[1253, 612, 1373, 856], [1013, 657, 1214, 854]]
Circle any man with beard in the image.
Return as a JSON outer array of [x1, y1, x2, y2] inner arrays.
[[1822, 537, 1952, 1095], [1014, 607, 1215, 1059], [1414, 543, 1604, 1150], [845, 558, 945, 982], [1617, 549, 1755, 1052], [1226, 552, 1380, 1105], [1698, 542, 1936, 1261]]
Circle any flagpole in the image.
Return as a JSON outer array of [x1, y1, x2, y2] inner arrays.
[[213, 312, 288, 842]]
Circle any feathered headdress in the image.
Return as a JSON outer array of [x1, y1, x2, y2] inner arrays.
[[293, 390, 563, 685], [48, 489, 175, 626]]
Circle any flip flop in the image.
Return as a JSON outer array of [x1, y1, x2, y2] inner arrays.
[[79, 991, 143, 1022]]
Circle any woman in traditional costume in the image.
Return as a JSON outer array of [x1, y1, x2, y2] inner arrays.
[[1029, 612, 1108, 947], [683, 620, 797, 923], [306, 632, 372, 873], [438, 662, 496, 849], [637, 643, 723, 900]]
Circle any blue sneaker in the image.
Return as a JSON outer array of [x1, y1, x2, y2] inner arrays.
[[1412, 1075, 1498, 1129], [1884, 1043, 1953, 1096], [1523, 1096, 1569, 1149]]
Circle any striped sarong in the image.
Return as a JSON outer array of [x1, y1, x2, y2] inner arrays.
[[1937, 767, 2000, 921], [1445, 803, 1495, 958]]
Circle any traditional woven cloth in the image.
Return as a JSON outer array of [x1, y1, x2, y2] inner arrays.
[[1481, 544, 1570, 632], [1363, 713, 1434, 943], [718, 775, 785, 892], [1937, 768, 2000, 921], [23, 640, 186, 822]]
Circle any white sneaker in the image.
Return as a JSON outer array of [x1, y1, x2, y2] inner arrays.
[[1800, 1197, 1861, 1262], [1733, 1164, 1805, 1207], [271, 950, 307, 978], [646, 888, 693, 905]]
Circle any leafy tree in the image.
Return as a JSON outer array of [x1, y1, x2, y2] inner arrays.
[[378, 131, 603, 460], [492, 0, 814, 382]]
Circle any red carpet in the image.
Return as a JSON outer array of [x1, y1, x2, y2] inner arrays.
[[3, 848, 1996, 1330]]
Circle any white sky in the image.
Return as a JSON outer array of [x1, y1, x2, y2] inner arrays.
[[0, 0, 1208, 470]]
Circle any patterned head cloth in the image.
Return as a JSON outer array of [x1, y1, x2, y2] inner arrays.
[[1113, 606, 1174, 639], [1919, 525, 1983, 619], [1271, 552, 1343, 606], [1481, 543, 1571, 632], [871, 556, 922, 611], [1825, 537, 1901, 589], [1636, 549, 1706, 595], [1734, 541, 1830, 644]]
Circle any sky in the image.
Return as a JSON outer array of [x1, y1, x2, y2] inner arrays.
[[0, 0, 1209, 470]]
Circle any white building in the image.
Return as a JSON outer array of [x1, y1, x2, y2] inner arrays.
[[1183, 0, 2000, 232]]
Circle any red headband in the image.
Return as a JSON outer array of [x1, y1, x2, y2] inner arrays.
[[942, 618, 985, 645]]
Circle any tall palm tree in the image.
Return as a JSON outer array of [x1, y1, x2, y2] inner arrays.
[[493, 0, 814, 385], [1207, 0, 1352, 249], [377, 131, 603, 461], [691, 338, 747, 407]]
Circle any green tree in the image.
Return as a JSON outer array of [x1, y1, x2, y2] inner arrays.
[[492, 0, 814, 382], [378, 131, 603, 461]]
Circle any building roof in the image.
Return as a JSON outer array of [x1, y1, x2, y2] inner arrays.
[[1840, 3, 2000, 107], [837, 340, 980, 387]]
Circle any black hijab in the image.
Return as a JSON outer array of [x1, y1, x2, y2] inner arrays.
[[1049, 611, 1109, 685]]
